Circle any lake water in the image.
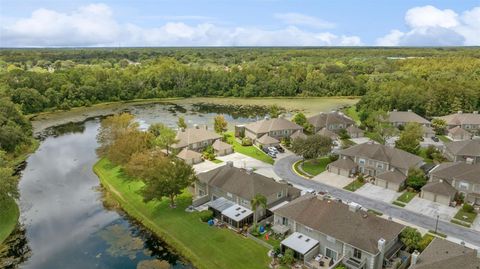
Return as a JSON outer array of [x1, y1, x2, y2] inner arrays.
[[14, 102, 262, 269]]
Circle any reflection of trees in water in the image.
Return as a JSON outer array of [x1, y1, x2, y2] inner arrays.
[[40, 121, 87, 139], [0, 225, 31, 269], [192, 102, 273, 119]]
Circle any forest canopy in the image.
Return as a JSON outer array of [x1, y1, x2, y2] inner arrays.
[[0, 47, 479, 118]]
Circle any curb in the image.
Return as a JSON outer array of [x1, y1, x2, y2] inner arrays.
[[291, 160, 312, 179]]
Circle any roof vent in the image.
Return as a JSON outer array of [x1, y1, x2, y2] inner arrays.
[[439, 179, 443, 183], [226, 161, 234, 167]]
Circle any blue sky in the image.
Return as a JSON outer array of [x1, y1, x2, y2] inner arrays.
[[1, 0, 479, 47]]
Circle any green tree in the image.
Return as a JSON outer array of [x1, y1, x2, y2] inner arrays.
[[250, 194, 267, 227], [177, 116, 187, 129], [400, 227, 422, 252], [395, 123, 423, 154], [97, 113, 138, 156], [107, 130, 154, 165], [11, 88, 48, 113], [152, 124, 178, 154], [431, 118, 447, 135], [406, 168, 427, 191], [213, 115, 228, 134], [291, 134, 332, 160], [292, 112, 307, 127], [268, 105, 281, 118]]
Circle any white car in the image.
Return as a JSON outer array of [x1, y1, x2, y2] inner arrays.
[[268, 146, 279, 153]]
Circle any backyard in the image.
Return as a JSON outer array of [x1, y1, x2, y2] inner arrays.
[[94, 158, 271, 269], [225, 132, 274, 165]]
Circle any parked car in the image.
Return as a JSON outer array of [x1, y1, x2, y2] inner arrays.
[[268, 146, 279, 154], [267, 152, 277, 158], [262, 147, 270, 154], [431, 136, 439, 142], [275, 145, 285, 153]]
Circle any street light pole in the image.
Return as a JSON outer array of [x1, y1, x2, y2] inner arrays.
[[434, 215, 439, 234]]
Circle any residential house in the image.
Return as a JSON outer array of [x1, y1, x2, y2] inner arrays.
[[212, 140, 233, 156], [328, 143, 424, 191], [241, 117, 303, 142], [346, 125, 364, 138], [317, 128, 340, 140], [447, 126, 472, 141], [273, 194, 405, 269], [193, 162, 301, 227], [388, 110, 430, 127], [307, 111, 355, 133], [255, 134, 280, 148], [177, 148, 203, 165], [427, 162, 480, 205], [443, 139, 480, 164], [436, 111, 480, 135], [172, 124, 222, 152], [291, 130, 308, 140], [409, 238, 479, 269]]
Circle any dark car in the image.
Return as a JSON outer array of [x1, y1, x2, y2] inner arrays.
[[275, 145, 285, 153], [262, 147, 269, 154], [431, 136, 439, 142]]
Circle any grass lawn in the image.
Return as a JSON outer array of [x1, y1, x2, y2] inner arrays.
[[293, 160, 312, 178], [453, 208, 478, 224], [225, 132, 274, 165], [94, 158, 270, 269], [342, 105, 360, 125], [438, 135, 451, 143], [211, 159, 223, 164], [0, 197, 19, 243], [396, 191, 417, 204], [343, 179, 365, 192], [301, 157, 331, 176], [253, 227, 282, 249], [392, 201, 406, 207]]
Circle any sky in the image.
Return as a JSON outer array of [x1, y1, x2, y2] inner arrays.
[[0, 0, 479, 47]]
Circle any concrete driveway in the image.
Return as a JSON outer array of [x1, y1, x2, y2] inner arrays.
[[404, 197, 457, 222], [420, 137, 444, 149], [311, 171, 353, 189], [193, 160, 223, 174], [472, 215, 480, 232], [356, 183, 401, 203], [217, 152, 280, 180]]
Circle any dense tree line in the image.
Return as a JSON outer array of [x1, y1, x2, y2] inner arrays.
[[0, 48, 479, 117]]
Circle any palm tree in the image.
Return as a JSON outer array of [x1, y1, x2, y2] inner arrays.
[[250, 193, 267, 227]]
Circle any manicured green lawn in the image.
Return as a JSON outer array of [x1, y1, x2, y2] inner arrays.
[[0, 197, 19, 243], [211, 159, 223, 164], [301, 157, 332, 176], [396, 191, 417, 204], [343, 179, 365, 192], [225, 132, 274, 165], [392, 201, 406, 207], [293, 160, 312, 178], [94, 159, 270, 269], [453, 208, 478, 224], [438, 135, 451, 143]]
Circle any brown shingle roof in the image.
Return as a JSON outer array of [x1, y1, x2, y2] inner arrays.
[[430, 162, 480, 185], [316, 128, 339, 139], [411, 238, 479, 269], [346, 125, 363, 134], [307, 112, 354, 129], [338, 143, 424, 170], [421, 180, 457, 197], [244, 118, 302, 134], [376, 170, 407, 184], [197, 165, 294, 202], [177, 148, 202, 160], [329, 157, 356, 170], [448, 126, 471, 136], [212, 140, 232, 151], [257, 134, 279, 145], [274, 194, 404, 254], [388, 111, 430, 125], [437, 112, 480, 126], [291, 130, 307, 140], [445, 140, 480, 157], [174, 127, 221, 148]]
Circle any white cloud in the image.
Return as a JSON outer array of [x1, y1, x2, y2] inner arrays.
[[274, 12, 335, 29], [376, 5, 480, 46], [0, 4, 360, 47]]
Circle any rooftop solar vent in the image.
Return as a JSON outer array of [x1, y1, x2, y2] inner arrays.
[[235, 213, 240, 217]]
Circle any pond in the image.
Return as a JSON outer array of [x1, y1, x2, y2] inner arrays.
[[5, 99, 356, 268]]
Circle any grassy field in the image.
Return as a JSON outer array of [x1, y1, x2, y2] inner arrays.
[[225, 132, 274, 164], [396, 191, 417, 204], [301, 158, 331, 176], [0, 197, 19, 243], [94, 158, 270, 269], [343, 179, 365, 192]]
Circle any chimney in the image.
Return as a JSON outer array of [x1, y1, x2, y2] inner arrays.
[[226, 161, 234, 167], [411, 250, 420, 265], [194, 124, 199, 129], [246, 167, 253, 175], [408, 109, 412, 112], [378, 238, 386, 253], [458, 111, 463, 114]]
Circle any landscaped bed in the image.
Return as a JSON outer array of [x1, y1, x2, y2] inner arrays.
[[453, 208, 477, 225], [225, 132, 274, 165], [396, 191, 417, 204], [94, 158, 271, 269], [343, 179, 365, 192]]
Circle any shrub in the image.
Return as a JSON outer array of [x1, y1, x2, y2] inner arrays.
[[329, 154, 339, 162], [418, 234, 434, 251], [425, 145, 437, 159], [280, 249, 295, 265], [406, 168, 427, 191], [202, 145, 216, 161], [463, 203, 474, 213], [199, 210, 213, 222], [281, 137, 291, 147], [338, 128, 350, 140], [241, 137, 253, 146], [357, 174, 364, 183], [454, 192, 465, 204], [400, 227, 422, 252]]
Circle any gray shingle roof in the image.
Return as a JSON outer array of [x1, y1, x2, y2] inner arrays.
[[307, 112, 355, 129], [445, 140, 480, 157], [316, 128, 339, 139], [388, 111, 430, 125], [448, 126, 471, 136], [376, 170, 406, 184], [212, 140, 232, 151], [274, 194, 404, 254], [244, 118, 302, 134], [421, 180, 457, 197], [338, 143, 424, 170], [290, 130, 307, 140], [430, 162, 480, 185], [437, 112, 480, 126], [257, 134, 279, 144], [177, 148, 202, 160], [411, 238, 479, 269], [174, 127, 221, 148], [346, 125, 363, 134], [329, 157, 356, 170]]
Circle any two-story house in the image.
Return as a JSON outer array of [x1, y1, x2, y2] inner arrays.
[[307, 111, 355, 133], [172, 124, 222, 152], [424, 162, 480, 205], [436, 111, 480, 135], [328, 143, 424, 191], [409, 238, 480, 269], [443, 139, 480, 164], [273, 194, 405, 269], [240, 117, 303, 145], [388, 110, 430, 128], [192, 162, 301, 228]]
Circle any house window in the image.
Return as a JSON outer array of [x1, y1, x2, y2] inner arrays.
[[459, 182, 469, 190], [277, 191, 283, 198], [359, 159, 365, 165], [282, 217, 288, 225], [353, 248, 362, 259], [325, 248, 337, 261], [377, 163, 383, 169], [241, 199, 249, 206]]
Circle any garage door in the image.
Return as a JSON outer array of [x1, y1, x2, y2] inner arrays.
[[435, 194, 450, 205], [422, 191, 435, 202], [376, 179, 387, 188]]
